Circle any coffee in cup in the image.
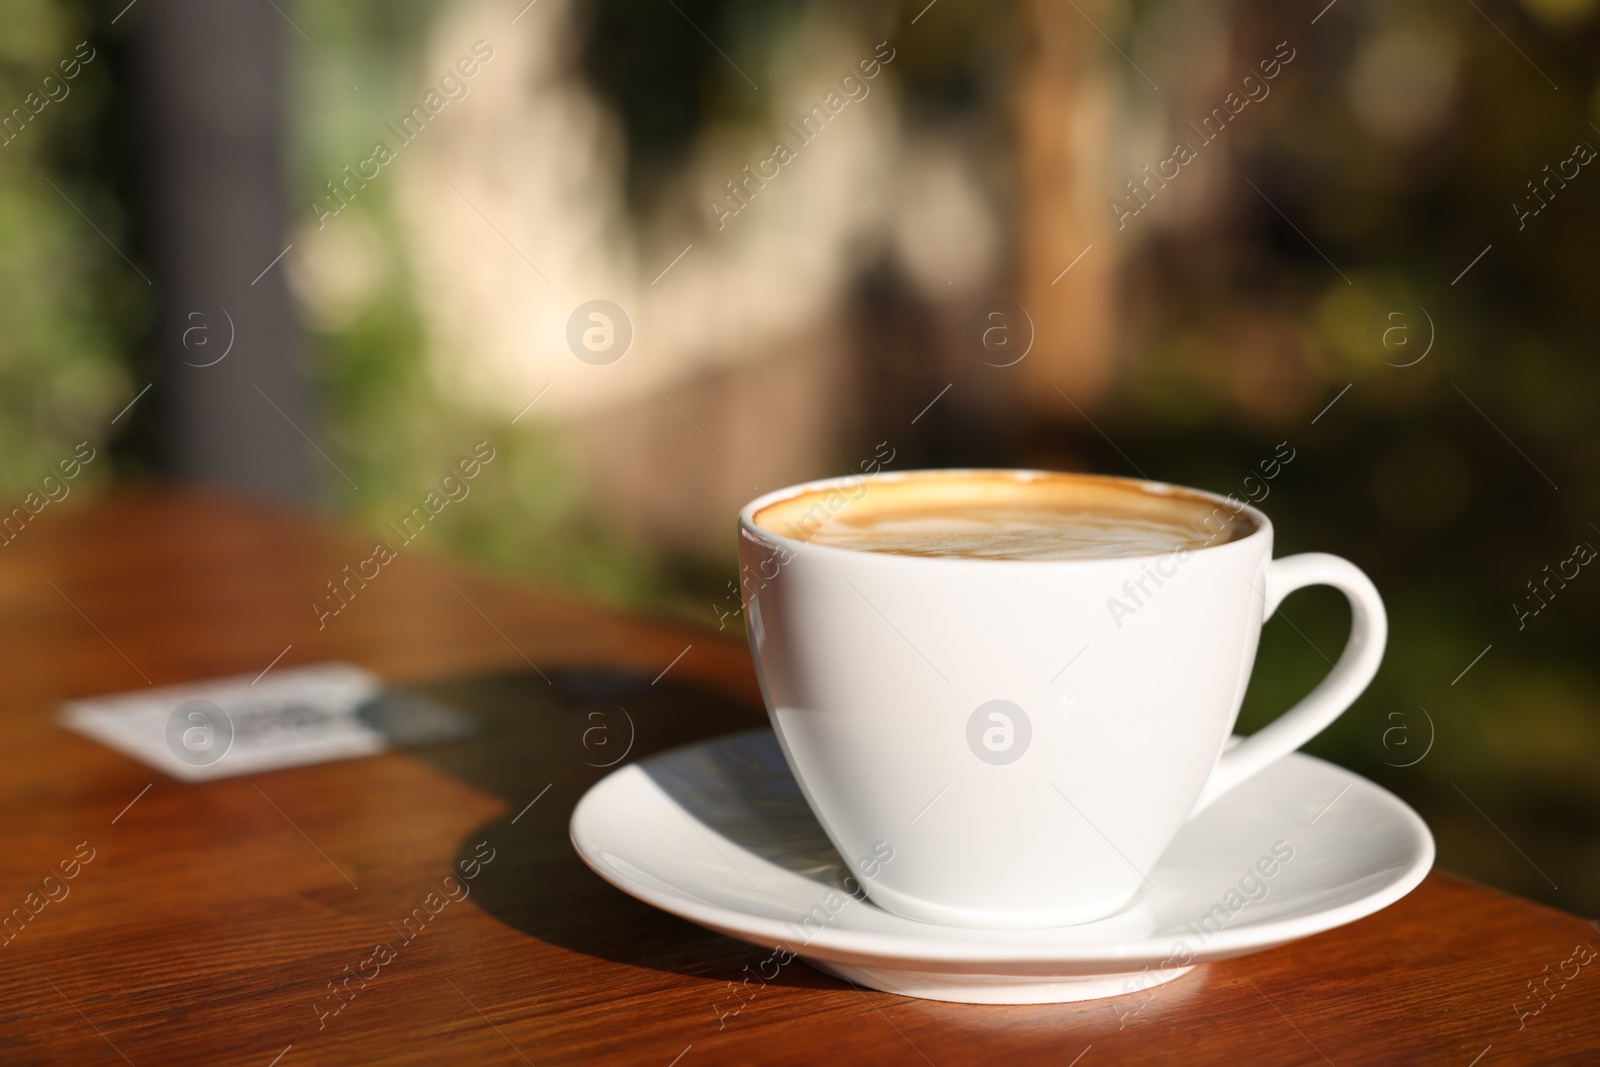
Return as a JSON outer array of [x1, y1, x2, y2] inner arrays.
[[754, 470, 1254, 561]]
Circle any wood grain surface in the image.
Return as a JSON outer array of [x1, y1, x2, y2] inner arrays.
[[0, 490, 1596, 1066]]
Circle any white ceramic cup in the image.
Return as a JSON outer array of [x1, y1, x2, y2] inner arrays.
[[737, 469, 1386, 929]]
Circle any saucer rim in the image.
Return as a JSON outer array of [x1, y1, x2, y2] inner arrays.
[[570, 730, 1436, 971]]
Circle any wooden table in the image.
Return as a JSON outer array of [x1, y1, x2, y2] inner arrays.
[[2, 490, 1596, 1065]]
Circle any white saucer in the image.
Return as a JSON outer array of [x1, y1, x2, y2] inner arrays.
[[570, 729, 1434, 1004]]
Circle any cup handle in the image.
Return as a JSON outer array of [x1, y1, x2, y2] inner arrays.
[[1189, 552, 1387, 816]]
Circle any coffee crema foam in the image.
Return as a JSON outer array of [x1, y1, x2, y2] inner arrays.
[[753, 472, 1255, 561]]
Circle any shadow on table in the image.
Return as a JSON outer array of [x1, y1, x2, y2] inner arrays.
[[360, 667, 1228, 1027], [360, 666, 842, 992]]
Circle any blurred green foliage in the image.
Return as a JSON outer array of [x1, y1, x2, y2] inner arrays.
[[0, 0, 136, 502], [290, 0, 672, 612], [1127, 0, 1600, 919]]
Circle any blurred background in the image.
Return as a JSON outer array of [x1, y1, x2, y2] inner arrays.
[[4, 0, 1597, 916]]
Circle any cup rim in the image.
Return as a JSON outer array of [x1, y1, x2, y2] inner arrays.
[[738, 467, 1273, 566]]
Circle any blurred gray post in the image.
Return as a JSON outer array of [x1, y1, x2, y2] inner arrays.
[[138, 0, 313, 500]]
